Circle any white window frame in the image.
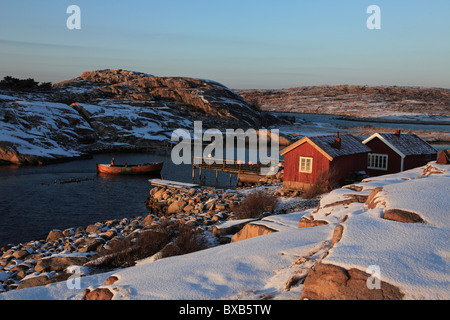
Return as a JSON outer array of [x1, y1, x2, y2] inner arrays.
[[299, 156, 313, 173], [368, 153, 388, 170]]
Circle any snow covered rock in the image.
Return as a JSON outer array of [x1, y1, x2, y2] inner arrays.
[[0, 69, 267, 165]]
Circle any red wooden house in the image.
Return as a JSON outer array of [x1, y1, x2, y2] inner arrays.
[[280, 134, 371, 190], [362, 130, 437, 175]]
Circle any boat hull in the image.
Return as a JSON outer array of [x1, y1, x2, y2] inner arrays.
[[96, 162, 163, 175]]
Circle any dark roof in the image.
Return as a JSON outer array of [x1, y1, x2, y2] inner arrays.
[[280, 134, 371, 160], [363, 133, 437, 157]]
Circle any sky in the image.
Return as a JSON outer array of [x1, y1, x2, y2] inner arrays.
[[0, 0, 449, 89]]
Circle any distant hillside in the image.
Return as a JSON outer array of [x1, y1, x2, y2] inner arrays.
[[236, 85, 450, 117]]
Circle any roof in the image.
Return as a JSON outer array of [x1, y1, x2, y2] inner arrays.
[[280, 134, 371, 161], [362, 133, 437, 158]]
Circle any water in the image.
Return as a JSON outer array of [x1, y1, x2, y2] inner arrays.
[[0, 114, 448, 247], [0, 151, 241, 247]]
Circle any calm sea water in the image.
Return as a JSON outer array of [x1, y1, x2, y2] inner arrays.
[[0, 116, 448, 247], [0, 151, 242, 247]]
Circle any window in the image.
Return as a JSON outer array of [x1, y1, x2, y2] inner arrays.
[[368, 153, 388, 170], [299, 157, 313, 173]]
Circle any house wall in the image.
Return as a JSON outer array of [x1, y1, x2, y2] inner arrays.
[[283, 142, 330, 189], [364, 137, 402, 175], [404, 153, 437, 171], [330, 153, 369, 183]]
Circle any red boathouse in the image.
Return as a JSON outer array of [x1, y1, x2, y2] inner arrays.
[[280, 134, 371, 190], [362, 130, 437, 175]]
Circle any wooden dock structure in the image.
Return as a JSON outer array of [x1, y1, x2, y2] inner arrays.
[[192, 156, 283, 187], [149, 178, 201, 191]]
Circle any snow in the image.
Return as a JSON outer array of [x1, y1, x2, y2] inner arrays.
[[0, 162, 448, 300]]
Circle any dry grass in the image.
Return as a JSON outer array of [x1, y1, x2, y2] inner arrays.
[[89, 220, 208, 269], [234, 189, 280, 219], [302, 169, 339, 199], [158, 223, 209, 259]]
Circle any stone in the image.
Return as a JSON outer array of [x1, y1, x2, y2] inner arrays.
[[436, 150, 450, 164], [82, 288, 114, 300], [231, 223, 277, 243], [78, 238, 105, 252], [332, 225, 344, 247], [167, 200, 187, 214], [17, 274, 50, 290], [46, 230, 65, 243], [366, 187, 384, 209], [183, 204, 194, 213], [383, 209, 425, 224], [301, 262, 404, 300], [12, 250, 30, 260], [35, 256, 88, 272], [86, 225, 101, 233], [105, 275, 119, 285]]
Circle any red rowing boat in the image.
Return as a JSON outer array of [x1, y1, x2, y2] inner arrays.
[[96, 162, 164, 175]]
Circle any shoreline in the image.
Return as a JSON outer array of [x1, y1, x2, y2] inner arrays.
[[0, 183, 270, 292], [0, 181, 317, 293]]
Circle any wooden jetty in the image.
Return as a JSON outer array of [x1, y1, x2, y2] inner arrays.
[[149, 178, 201, 192], [192, 156, 283, 187]]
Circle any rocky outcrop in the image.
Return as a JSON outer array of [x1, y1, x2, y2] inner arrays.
[[301, 262, 404, 300], [54, 69, 264, 128], [1, 69, 270, 165]]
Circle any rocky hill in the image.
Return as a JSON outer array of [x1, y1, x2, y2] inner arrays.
[[0, 70, 268, 165], [236, 85, 450, 118]]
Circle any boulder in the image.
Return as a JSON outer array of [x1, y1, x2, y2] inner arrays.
[[78, 238, 105, 252], [82, 288, 114, 300], [301, 262, 404, 300], [167, 200, 187, 214], [231, 223, 277, 243], [105, 276, 119, 285], [46, 230, 65, 243], [12, 249, 30, 260], [436, 150, 450, 164], [35, 256, 88, 272], [383, 209, 425, 224], [17, 274, 50, 290], [86, 225, 101, 234]]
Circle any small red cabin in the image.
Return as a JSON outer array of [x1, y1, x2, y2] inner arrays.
[[362, 131, 437, 176], [280, 134, 371, 190]]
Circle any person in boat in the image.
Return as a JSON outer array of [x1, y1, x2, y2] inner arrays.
[[110, 157, 115, 166]]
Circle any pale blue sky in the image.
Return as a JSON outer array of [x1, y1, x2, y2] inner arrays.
[[0, 0, 449, 89]]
